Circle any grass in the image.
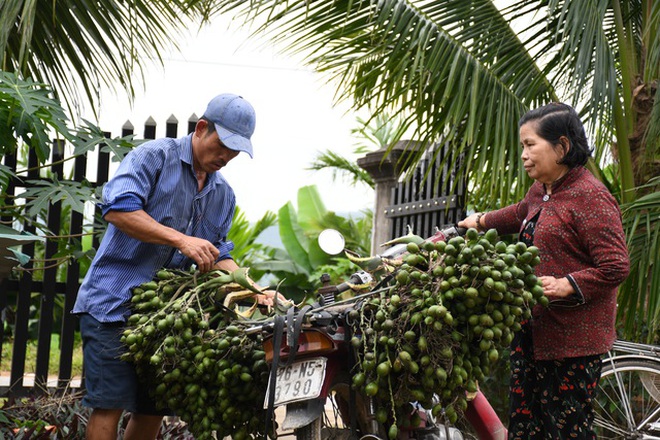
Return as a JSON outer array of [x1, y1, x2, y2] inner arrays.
[[1, 333, 84, 378]]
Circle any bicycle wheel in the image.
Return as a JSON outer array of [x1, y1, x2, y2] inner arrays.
[[294, 373, 385, 440], [594, 358, 660, 439]]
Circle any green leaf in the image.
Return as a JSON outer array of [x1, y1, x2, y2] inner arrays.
[[228, 206, 277, 269], [306, 232, 332, 269], [297, 185, 327, 230], [8, 248, 30, 266], [618, 181, 660, 340], [0, 163, 14, 193], [307, 150, 374, 188], [22, 177, 96, 217], [277, 201, 312, 273], [0, 1, 210, 111], [73, 120, 140, 162], [0, 71, 73, 162], [252, 259, 308, 274]]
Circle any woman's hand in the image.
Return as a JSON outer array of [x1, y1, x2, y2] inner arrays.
[[458, 212, 484, 231], [539, 276, 574, 297]]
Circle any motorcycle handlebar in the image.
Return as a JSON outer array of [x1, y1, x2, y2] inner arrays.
[[436, 224, 467, 239], [336, 270, 373, 293], [245, 224, 470, 336], [243, 306, 339, 336]]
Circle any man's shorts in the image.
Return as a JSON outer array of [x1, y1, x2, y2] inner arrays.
[[78, 313, 171, 415]]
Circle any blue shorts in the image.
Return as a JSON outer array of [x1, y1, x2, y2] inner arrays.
[[78, 313, 171, 415]]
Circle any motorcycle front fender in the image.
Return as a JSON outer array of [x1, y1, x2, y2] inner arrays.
[[281, 399, 325, 431]]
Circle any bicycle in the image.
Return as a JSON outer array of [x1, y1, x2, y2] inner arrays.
[[594, 339, 660, 439]]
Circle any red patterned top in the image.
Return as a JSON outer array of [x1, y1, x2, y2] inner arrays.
[[484, 166, 630, 360]]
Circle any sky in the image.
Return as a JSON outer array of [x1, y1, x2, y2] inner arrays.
[[84, 17, 374, 222]]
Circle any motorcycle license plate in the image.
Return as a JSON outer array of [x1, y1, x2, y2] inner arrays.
[[264, 357, 327, 408]]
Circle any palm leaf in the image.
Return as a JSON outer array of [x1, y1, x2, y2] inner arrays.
[[308, 150, 375, 188], [618, 180, 660, 340], [536, 1, 621, 164], [646, 1, 660, 81], [228, 206, 277, 268], [0, 0, 208, 110], [351, 113, 408, 153], [210, 0, 556, 206]]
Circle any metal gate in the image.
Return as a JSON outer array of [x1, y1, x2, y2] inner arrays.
[[386, 142, 466, 240]]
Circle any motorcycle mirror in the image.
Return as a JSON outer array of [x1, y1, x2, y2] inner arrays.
[[318, 229, 345, 255]]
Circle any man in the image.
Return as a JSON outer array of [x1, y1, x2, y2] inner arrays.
[[73, 93, 275, 439]]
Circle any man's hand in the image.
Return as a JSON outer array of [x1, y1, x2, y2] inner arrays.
[[177, 236, 220, 273], [539, 276, 574, 298], [105, 209, 220, 272]]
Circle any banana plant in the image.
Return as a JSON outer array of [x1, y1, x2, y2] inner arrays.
[[253, 185, 372, 302]]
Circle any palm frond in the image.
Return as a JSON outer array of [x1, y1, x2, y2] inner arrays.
[[642, 2, 660, 164], [618, 178, 660, 340], [1, 0, 208, 111], [646, 1, 660, 81], [308, 150, 375, 188], [538, 1, 621, 154], [211, 0, 557, 206], [228, 206, 278, 268], [351, 112, 407, 153]]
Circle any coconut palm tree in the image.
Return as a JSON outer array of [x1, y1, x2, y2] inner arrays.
[[208, 0, 659, 339]]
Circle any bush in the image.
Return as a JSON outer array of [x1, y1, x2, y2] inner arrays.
[[0, 393, 194, 439]]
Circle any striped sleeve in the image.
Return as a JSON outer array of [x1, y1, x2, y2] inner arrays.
[[100, 146, 163, 214]]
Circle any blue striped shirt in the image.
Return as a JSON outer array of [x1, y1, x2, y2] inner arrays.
[[72, 134, 236, 322]]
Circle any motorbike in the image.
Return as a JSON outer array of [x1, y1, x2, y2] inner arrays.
[[246, 225, 506, 440]]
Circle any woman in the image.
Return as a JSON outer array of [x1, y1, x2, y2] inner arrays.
[[459, 102, 629, 439]]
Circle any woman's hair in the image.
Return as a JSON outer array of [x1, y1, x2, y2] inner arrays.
[[519, 102, 593, 167]]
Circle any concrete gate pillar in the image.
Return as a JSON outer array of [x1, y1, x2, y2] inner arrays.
[[357, 141, 419, 255]]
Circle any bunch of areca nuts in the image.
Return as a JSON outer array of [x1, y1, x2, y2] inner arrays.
[[348, 228, 547, 439], [120, 268, 278, 440]]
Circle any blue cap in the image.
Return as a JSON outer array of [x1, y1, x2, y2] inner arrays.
[[203, 94, 256, 158]]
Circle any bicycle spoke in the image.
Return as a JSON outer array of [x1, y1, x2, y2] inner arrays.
[[595, 374, 629, 432], [593, 416, 631, 437], [639, 406, 660, 434], [613, 362, 637, 429]]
